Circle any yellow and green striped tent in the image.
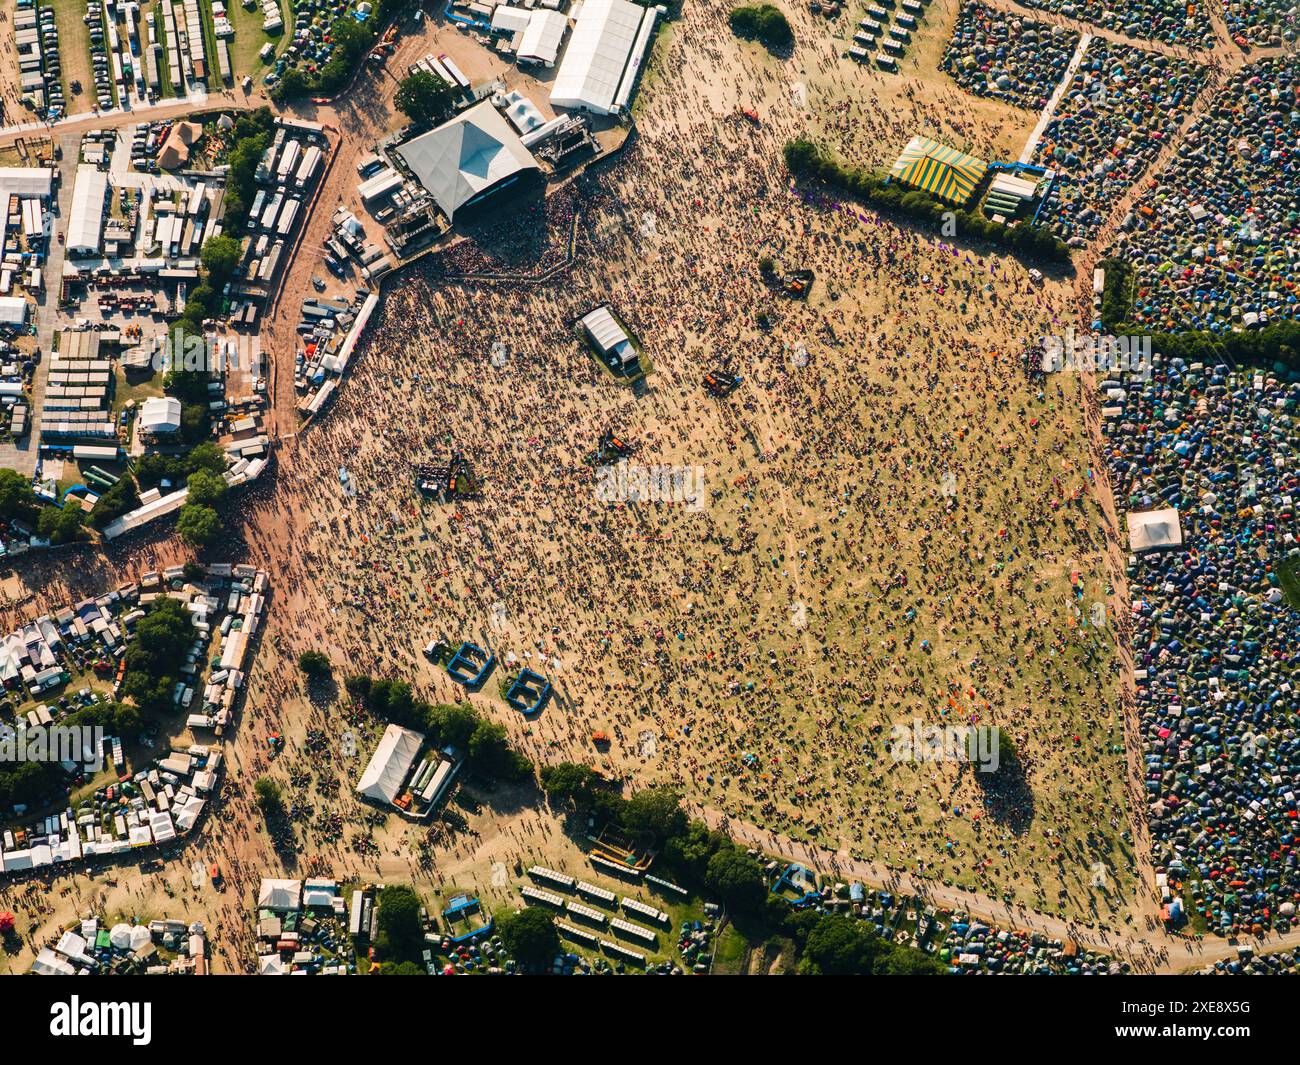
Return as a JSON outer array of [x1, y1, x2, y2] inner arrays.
[[888, 136, 988, 207]]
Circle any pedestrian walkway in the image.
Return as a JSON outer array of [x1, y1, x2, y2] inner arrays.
[[1018, 32, 1092, 164]]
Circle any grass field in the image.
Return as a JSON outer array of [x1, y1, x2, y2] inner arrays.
[[47, 0, 96, 111], [1279, 557, 1300, 610], [225, 0, 289, 80]]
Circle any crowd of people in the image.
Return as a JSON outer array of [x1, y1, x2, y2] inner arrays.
[[942, 1, 1080, 112], [1034, 37, 1208, 246], [1103, 355, 1300, 936], [1110, 56, 1300, 332], [13, 0, 1300, 970], [221, 0, 1142, 932]]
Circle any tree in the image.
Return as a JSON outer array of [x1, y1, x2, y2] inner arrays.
[[136, 453, 188, 487], [705, 846, 768, 913], [186, 468, 228, 508], [0, 468, 39, 521], [89, 475, 140, 529], [37, 505, 83, 545], [376, 885, 423, 956], [187, 441, 228, 476], [728, 4, 792, 50], [661, 819, 729, 873], [622, 785, 688, 843], [395, 70, 458, 128], [799, 913, 884, 975], [254, 776, 283, 816], [181, 401, 210, 444], [298, 650, 331, 679], [200, 234, 242, 280], [427, 702, 480, 749], [177, 502, 222, 547], [121, 598, 193, 713], [783, 137, 823, 177], [496, 906, 559, 965], [344, 674, 373, 701], [539, 762, 602, 807]]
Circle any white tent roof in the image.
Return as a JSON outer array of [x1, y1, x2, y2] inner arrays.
[[68, 165, 108, 253], [0, 297, 28, 326], [549, 0, 644, 114], [491, 4, 532, 32], [258, 953, 287, 975], [1127, 508, 1183, 552], [32, 947, 76, 975], [518, 9, 569, 65], [356, 723, 424, 805], [258, 878, 303, 911], [140, 396, 182, 432], [502, 90, 546, 134], [581, 305, 628, 351], [55, 930, 90, 963], [396, 102, 538, 221], [0, 166, 53, 199]]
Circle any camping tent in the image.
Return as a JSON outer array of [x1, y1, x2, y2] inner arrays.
[[888, 136, 988, 207]]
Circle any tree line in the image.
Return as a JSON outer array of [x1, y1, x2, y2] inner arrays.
[[783, 137, 1072, 266]]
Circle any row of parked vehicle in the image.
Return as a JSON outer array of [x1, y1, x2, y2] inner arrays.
[[85, 0, 116, 110], [37, 6, 64, 117]]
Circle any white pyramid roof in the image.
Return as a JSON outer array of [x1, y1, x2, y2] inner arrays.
[[396, 101, 538, 221], [1127, 508, 1183, 552], [258, 878, 303, 912]]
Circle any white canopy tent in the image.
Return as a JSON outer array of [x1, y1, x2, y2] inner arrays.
[[140, 396, 183, 434], [549, 0, 657, 114], [517, 9, 569, 66], [1127, 508, 1183, 552], [356, 723, 424, 805], [67, 166, 109, 255], [258, 877, 303, 912]]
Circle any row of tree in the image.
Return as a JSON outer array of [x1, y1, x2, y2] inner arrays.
[[783, 137, 1072, 266], [538, 772, 946, 973], [119, 598, 196, 716], [0, 699, 142, 810], [343, 673, 534, 783], [1099, 256, 1300, 369], [271, 20, 376, 103]]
